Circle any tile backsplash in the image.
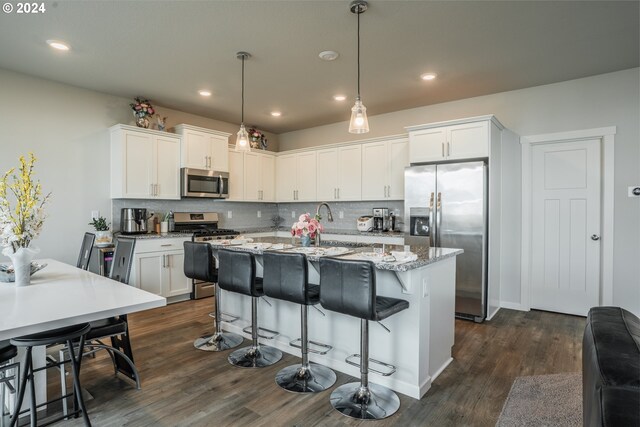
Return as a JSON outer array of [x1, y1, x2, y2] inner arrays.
[[112, 199, 403, 232]]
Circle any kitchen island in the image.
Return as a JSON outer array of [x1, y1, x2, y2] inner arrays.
[[212, 238, 462, 399]]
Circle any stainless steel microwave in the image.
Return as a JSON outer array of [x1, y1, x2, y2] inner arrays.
[[181, 168, 229, 199]]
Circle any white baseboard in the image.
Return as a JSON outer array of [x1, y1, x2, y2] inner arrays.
[[500, 301, 529, 311]]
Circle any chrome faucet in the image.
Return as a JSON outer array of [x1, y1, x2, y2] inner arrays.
[[315, 202, 334, 246]]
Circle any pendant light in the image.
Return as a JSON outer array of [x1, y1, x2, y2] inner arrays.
[[348, 0, 369, 134], [235, 51, 251, 152]]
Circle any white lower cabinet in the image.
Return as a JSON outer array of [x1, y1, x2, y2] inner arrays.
[[130, 238, 191, 300]]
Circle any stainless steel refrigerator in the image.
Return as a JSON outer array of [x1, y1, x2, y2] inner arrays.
[[404, 161, 488, 322]]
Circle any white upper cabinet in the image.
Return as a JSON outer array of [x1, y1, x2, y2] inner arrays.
[[227, 150, 275, 202], [110, 124, 180, 200], [407, 116, 497, 163], [361, 138, 408, 200], [316, 145, 362, 201], [276, 152, 317, 202], [174, 124, 231, 172]]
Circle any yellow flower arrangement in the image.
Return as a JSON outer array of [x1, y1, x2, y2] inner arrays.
[[0, 153, 51, 254]]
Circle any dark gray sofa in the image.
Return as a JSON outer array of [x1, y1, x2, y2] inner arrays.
[[582, 306, 640, 426]]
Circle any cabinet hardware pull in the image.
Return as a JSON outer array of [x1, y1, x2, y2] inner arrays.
[[160, 244, 172, 247], [337, 188, 340, 199], [150, 184, 153, 196], [162, 254, 166, 268], [447, 142, 450, 157], [156, 184, 159, 196], [334, 188, 337, 199], [442, 142, 445, 157]]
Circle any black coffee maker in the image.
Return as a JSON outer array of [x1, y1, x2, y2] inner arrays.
[[372, 207, 390, 232]]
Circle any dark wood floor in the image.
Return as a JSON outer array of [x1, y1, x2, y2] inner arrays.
[[59, 300, 585, 427]]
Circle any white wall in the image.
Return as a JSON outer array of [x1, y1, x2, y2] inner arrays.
[[280, 68, 640, 316], [0, 68, 277, 266]]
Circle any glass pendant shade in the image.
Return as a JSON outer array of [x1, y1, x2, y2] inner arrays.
[[235, 124, 250, 152], [349, 97, 369, 134]]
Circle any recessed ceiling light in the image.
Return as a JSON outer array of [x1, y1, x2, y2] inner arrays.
[[198, 90, 212, 97], [420, 72, 437, 81], [46, 40, 70, 51], [333, 95, 347, 101], [270, 111, 282, 117], [319, 51, 340, 61]]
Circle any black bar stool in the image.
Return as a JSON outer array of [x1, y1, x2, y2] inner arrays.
[[217, 249, 282, 368], [76, 233, 95, 270], [1, 341, 18, 427], [319, 257, 409, 420], [262, 251, 336, 393], [184, 242, 243, 352], [10, 324, 92, 427]]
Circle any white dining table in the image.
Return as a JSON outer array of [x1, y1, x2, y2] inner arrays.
[[0, 259, 166, 341]]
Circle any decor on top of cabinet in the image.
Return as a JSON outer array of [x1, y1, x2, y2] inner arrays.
[[0, 153, 51, 286], [291, 213, 323, 247], [89, 216, 113, 247], [156, 115, 168, 132], [248, 127, 268, 150], [130, 96, 155, 129]]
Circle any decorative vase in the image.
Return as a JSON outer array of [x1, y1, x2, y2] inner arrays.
[[134, 114, 150, 129], [5, 246, 38, 287], [94, 230, 113, 246], [300, 235, 311, 247]]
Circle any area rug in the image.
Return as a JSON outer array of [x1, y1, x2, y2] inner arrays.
[[496, 372, 582, 426]]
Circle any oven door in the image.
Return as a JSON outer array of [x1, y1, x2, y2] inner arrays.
[[181, 168, 229, 198]]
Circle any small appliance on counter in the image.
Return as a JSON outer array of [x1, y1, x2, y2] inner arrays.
[[120, 208, 150, 234], [357, 216, 374, 232], [372, 207, 390, 232]]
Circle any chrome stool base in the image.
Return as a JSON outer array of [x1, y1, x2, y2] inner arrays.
[[228, 345, 282, 368], [330, 382, 400, 420], [194, 332, 243, 352], [275, 363, 336, 393]]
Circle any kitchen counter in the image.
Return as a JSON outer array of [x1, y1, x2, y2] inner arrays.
[[212, 237, 462, 399], [235, 226, 405, 239], [118, 232, 194, 240], [214, 236, 462, 272]]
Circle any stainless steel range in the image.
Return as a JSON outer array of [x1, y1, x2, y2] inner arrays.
[[173, 212, 239, 299]]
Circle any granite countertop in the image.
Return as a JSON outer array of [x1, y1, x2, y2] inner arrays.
[[235, 226, 405, 239], [211, 236, 462, 272], [118, 232, 194, 240]]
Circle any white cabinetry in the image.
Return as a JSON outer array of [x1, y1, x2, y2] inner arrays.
[[361, 138, 408, 200], [316, 145, 362, 201], [407, 117, 493, 163], [276, 152, 317, 202], [110, 124, 180, 199], [174, 124, 231, 172], [130, 237, 191, 301], [227, 150, 275, 202]]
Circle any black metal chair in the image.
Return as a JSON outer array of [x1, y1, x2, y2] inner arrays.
[[76, 233, 95, 270], [60, 237, 140, 417], [262, 251, 336, 393], [319, 257, 409, 420], [0, 341, 18, 427], [10, 324, 92, 427], [183, 241, 243, 352], [218, 249, 282, 368]]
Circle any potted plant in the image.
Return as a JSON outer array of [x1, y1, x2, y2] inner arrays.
[[89, 216, 112, 246]]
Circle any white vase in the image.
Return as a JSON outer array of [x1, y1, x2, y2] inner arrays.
[[3, 246, 38, 287]]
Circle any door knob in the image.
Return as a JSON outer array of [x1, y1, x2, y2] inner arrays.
[[591, 234, 600, 241]]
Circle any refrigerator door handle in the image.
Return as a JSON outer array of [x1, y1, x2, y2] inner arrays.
[[429, 192, 435, 247], [436, 192, 442, 247]]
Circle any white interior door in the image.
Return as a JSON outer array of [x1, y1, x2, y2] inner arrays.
[[530, 139, 601, 316]]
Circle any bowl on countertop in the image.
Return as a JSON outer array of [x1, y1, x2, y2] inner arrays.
[[0, 262, 47, 282]]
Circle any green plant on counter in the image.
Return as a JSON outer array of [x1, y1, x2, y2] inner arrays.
[[89, 216, 110, 231]]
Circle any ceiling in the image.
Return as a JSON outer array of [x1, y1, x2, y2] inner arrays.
[[0, 1, 637, 134]]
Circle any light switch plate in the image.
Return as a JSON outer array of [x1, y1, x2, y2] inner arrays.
[[339, 211, 344, 219], [91, 210, 99, 220], [291, 211, 296, 219], [257, 210, 261, 218], [629, 186, 640, 197], [227, 211, 233, 219]]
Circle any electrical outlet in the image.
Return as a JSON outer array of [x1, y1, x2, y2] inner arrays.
[[629, 186, 640, 197], [339, 211, 344, 219], [257, 210, 262, 218], [292, 211, 296, 219], [227, 211, 233, 219], [91, 210, 99, 220]]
